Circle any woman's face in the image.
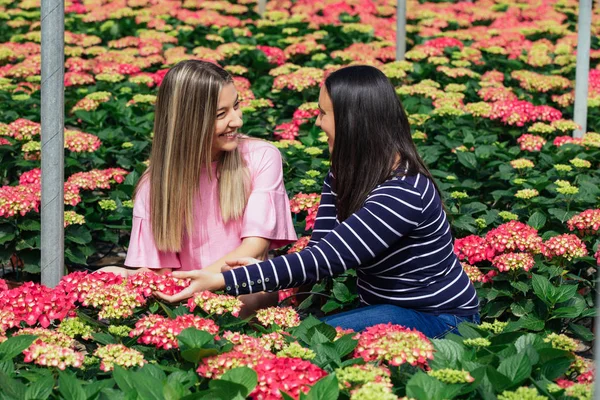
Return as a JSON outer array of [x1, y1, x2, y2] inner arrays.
[[315, 85, 335, 154], [212, 82, 243, 160]]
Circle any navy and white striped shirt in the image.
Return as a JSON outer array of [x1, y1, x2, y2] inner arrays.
[[223, 170, 479, 316]]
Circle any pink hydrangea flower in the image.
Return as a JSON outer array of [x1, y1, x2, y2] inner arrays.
[[542, 234, 588, 261], [485, 221, 543, 254], [492, 252, 535, 272], [130, 314, 219, 350], [186, 291, 243, 317], [454, 235, 496, 264], [353, 323, 434, 368]]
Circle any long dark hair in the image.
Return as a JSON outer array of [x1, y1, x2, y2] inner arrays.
[[326, 65, 439, 221]]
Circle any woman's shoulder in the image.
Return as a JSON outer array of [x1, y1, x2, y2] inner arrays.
[[371, 173, 434, 203], [239, 138, 282, 165]]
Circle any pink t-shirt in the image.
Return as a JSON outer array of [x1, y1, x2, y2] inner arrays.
[[124, 139, 298, 271]]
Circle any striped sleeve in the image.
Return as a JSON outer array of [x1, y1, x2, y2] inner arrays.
[[222, 181, 425, 296]]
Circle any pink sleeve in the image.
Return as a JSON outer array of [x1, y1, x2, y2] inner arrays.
[[241, 144, 298, 249], [124, 181, 182, 269]]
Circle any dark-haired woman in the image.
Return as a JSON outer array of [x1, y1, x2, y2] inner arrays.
[[157, 65, 480, 337]]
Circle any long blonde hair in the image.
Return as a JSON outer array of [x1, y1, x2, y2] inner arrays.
[[139, 60, 249, 252]]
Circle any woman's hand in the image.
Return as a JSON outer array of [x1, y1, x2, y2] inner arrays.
[[154, 270, 225, 303], [222, 257, 261, 272]]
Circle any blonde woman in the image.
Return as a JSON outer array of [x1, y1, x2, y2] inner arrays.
[[101, 60, 297, 313]]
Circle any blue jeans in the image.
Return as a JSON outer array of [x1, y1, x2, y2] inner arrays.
[[321, 304, 480, 338]]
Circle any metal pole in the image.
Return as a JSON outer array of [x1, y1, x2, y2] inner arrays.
[[595, 281, 600, 400], [258, 0, 266, 18], [573, 0, 592, 138], [40, 0, 65, 287], [396, 0, 407, 61]]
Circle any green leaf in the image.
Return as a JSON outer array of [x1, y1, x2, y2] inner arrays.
[[548, 208, 572, 223], [65, 226, 92, 245], [0, 224, 15, 245], [307, 323, 337, 343], [25, 375, 55, 400], [220, 367, 257, 398], [457, 152, 478, 170], [178, 328, 217, 363], [510, 281, 529, 295], [516, 315, 545, 331], [569, 323, 594, 341], [531, 274, 555, 306], [461, 202, 487, 215], [332, 281, 354, 303], [130, 369, 166, 400], [92, 332, 117, 345], [406, 371, 454, 400], [551, 306, 581, 319], [207, 380, 247, 400], [514, 334, 543, 353], [58, 371, 86, 400], [527, 212, 546, 230], [124, 170, 140, 187], [320, 299, 342, 314], [0, 335, 37, 361], [17, 220, 40, 231], [538, 349, 573, 381], [305, 375, 339, 400], [429, 339, 465, 370], [497, 353, 532, 386], [457, 323, 481, 339], [0, 369, 27, 400], [484, 366, 513, 392], [332, 335, 357, 358], [177, 328, 215, 349], [84, 379, 116, 399], [113, 365, 135, 392], [280, 391, 295, 400], [553, 285, 578, 305]]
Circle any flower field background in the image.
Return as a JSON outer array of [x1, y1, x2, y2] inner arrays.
[[0, 0, 600, 398]]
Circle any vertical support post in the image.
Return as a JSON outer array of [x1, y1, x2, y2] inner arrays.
[[40, 0, 65, 287], [573, 0, 592, 138], [396, 0, 407, 61], [258, 0, 266, 18]]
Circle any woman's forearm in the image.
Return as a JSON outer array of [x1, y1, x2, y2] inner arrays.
[[202, 237, 270, 274]]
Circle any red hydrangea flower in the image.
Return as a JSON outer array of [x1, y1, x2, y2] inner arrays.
[[0, 282, 77, 328], [250, 357, 328, 400], [274, 122, 299, 140], [256, 307, 300, 329], [454, 235, 495, 264], [517, 134, 546, 152], [542, 234, 588, 261], [289, 193, 320, 231], [461, 263, 492, 283], [492, 252, 535, 272], [127, 271, 190, 297], [257, 45, 287, 66], [567, 209, 600, 235], [423, 37, 464, 50], [353, 323, 434, 368], [485, 221, 543, 254], [186, 290, 243, 317], [23, 343, 84, 370], [130, 314, 219, 350]]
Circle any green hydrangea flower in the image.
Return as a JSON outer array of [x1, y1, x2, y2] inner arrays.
[[99, 199, 118, 211], [277, 342, 315, 360], [498, 387, 547, 400], [463, 338, 491, 347]]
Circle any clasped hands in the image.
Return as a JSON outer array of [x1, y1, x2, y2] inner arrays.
[[154, 257, 260, 303]]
